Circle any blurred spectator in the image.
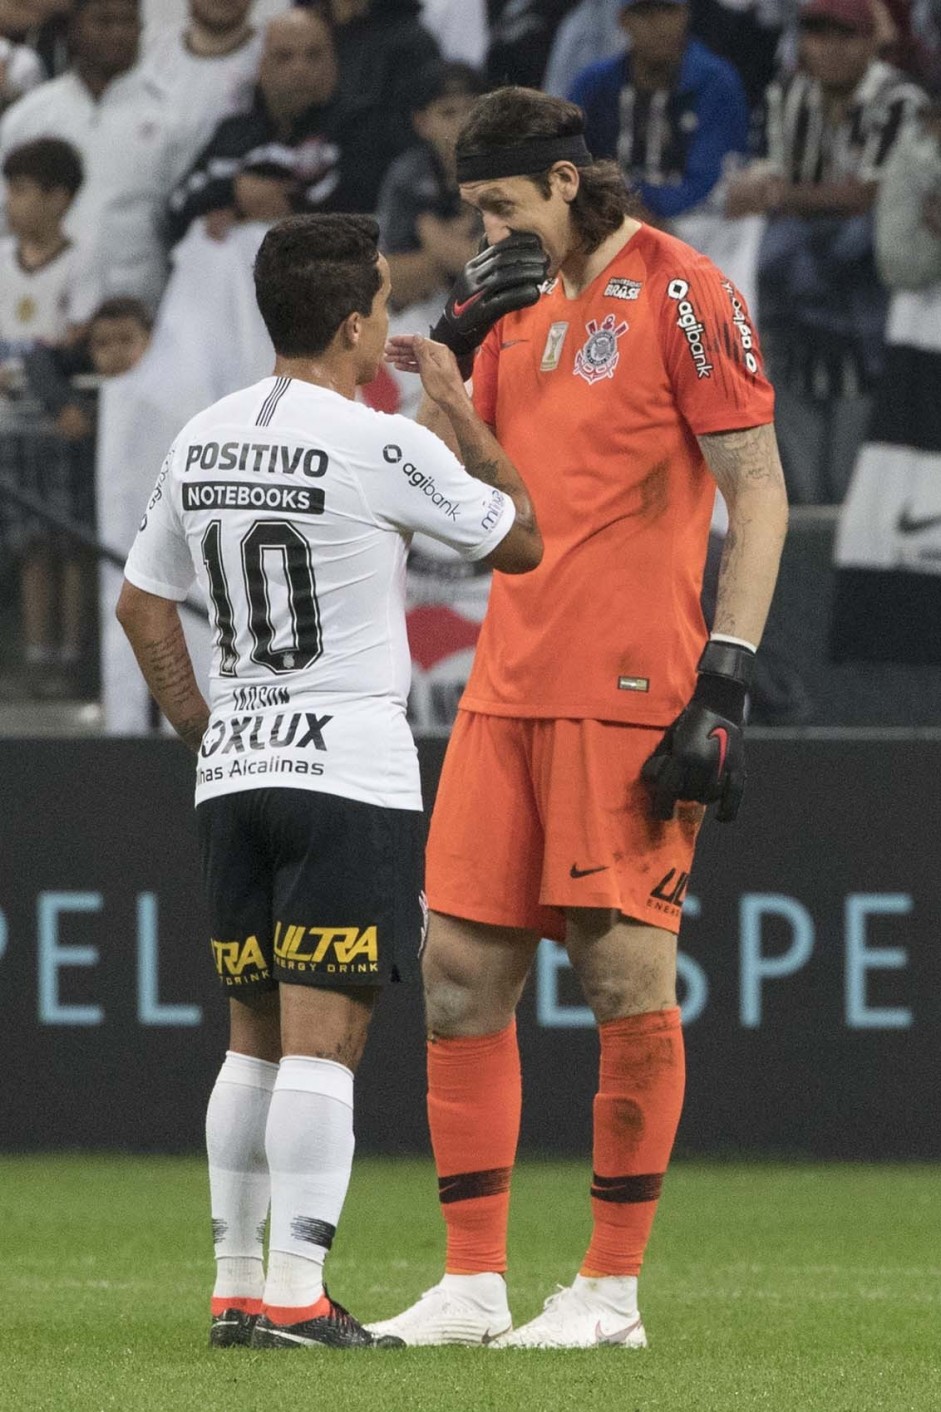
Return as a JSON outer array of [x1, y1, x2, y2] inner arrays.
[[15, 296, 152, 697], [543, 0, 626, 96], [24, 294, 149, 442], [141, 0, 264, 166], [0, 5, 45, 114], [0, 136, 81, 359], [0, 0, 72, 79], [875, 89, 941, 283], [830, 94, 941, 663], [296, 0, 440, 164], [486, 0, 578, 86], [22, 293, 150, 437], [377, 60, 485, 310], [545, 0, 782, 112], [688, 0, 785, 110], [911, 0, 941, 86], [0, 0, 204, 321], [570, 0, 749, 223], [727, 0, 926, 502], [0, 134, 86, 697], [167, 8, 385, 246], [874, 0, 939, 79], [420, 0, 488, 66], [87, 294, 152, 372]]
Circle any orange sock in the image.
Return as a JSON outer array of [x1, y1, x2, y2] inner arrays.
[[260, 1293, 328, 1325], [427, 1021, 521, 1274], [581, 1007, 685, 1278], [210, 1295, 262, 1317]]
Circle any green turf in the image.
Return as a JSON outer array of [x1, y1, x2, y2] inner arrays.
[[2, 1155, 939, 1412]]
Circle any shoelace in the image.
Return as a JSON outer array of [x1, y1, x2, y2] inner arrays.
[[322, 1292, 359, 1332], [538, 1285, 573, 1321]]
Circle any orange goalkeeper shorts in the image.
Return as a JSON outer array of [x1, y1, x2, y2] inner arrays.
[[426, 711, 704, 941]]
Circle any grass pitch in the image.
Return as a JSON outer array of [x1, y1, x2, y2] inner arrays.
[[3, 1156, 939, 1412]]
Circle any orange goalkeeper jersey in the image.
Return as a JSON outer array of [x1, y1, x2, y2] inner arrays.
[[463, 222, 775, 727]]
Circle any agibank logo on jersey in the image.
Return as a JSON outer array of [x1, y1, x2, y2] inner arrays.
[[667, 278, 713, 379], [401, 462, 459, 521], [720, 279, 759, 374], [574, 314, 629, 384], [139, 453, 171, 531]]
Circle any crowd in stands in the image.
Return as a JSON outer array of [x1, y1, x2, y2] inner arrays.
[[0, 0, 939, 706]]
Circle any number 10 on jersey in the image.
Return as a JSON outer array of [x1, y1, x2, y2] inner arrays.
[[201, 519, 323, 676]]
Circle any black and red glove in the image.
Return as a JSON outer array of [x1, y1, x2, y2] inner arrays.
[[430, 232, 549, 376], [641, 639, 755, 823]]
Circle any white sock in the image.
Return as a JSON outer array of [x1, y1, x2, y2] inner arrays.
[[573, 1272, 639, 1313], [206, 1050, 278, 1303], [440, 1272, 508, 1307], [263, 1056, 355, 1312]]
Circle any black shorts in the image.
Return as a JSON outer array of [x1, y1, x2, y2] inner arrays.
[[196, 787, 425, 995]]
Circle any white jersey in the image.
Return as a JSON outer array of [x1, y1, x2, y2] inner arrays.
[[0, 70, 202, 320], [124, 375, 515, 810], [0, 38, 44, 103], [0, 237, 75, 354], [140, 28, 263, 169]]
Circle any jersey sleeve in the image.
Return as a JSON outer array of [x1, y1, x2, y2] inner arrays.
[[123, 446, 195, 600], [655, 256, 775, 435], [359, 415, 515, 561]]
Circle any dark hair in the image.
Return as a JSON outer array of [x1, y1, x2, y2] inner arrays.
[[90, 296, 153, 330], [456, 87, 635, 253], [73, 0, 140, 11], [2, 138, 84, 197], [294, 0, 333, 28], [254, 213, 382, 358], [410, 60, 488, 114]]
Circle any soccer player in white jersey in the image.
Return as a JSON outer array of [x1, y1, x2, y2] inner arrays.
[[116, 213, 542, 1351]]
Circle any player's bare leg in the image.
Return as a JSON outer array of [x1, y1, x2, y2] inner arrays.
[[423, 911, 540, 1036], [498, 912, 682, 1349], [366, 914, 540, 1346], [253, 984, 401, 1348], [206, 991, 280, 1346]]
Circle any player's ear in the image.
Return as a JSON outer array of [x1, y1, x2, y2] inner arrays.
[[548, 161, 580, 205], [341, 310, 362, 349]]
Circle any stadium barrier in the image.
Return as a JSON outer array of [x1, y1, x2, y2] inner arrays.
[[2, 733, 937, 1159]]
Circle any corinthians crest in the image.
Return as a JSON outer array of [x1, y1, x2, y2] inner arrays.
[[574, 313, 629, 384]]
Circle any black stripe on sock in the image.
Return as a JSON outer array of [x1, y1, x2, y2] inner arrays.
[[590, 1172, 663, 1204], [211, 1218, 228, 1245], [290, 1216, 336, 1250], [438, 1166, 512, 1205]]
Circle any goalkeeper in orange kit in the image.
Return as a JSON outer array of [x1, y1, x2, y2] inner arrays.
[[369, 85, 788, 1348]]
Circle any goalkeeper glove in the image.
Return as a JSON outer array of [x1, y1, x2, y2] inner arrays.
[[641, 639, 755, 823], [431, 232, 549, 377]]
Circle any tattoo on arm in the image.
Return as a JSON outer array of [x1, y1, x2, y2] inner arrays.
[[698, 422, 784, 497], [715, 523, 743, 637], [137, 615, 209, 753], [460, 450, 502, 487], [699, 424, 789, 644], [453, 433, 538, 536]]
